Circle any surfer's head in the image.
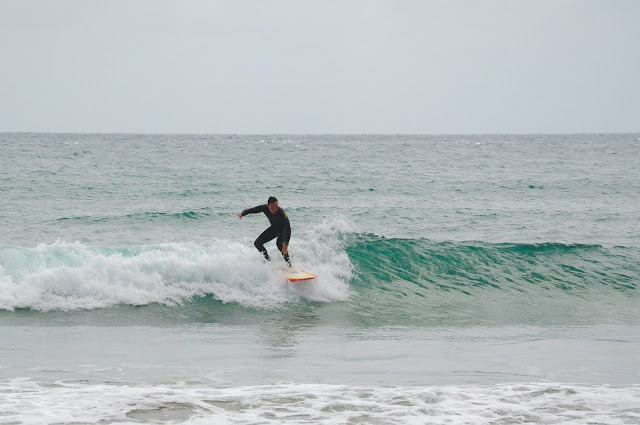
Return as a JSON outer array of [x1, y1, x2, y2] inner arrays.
[[268, 196, 278, 214]]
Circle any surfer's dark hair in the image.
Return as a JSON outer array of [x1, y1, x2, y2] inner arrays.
[[268, 196, 278, 204]]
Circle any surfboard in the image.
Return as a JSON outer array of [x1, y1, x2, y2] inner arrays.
[[283, 270, 317, 282]]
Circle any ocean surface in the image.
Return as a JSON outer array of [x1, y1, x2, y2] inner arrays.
[[1, 133, 639, 424]]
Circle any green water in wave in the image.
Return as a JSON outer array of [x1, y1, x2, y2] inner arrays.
[[346, 235, 640, 327]]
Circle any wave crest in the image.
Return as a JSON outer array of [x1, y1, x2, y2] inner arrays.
[[0, 223, 351, 312]]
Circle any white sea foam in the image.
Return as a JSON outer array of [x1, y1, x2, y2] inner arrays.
[[0, 219, 352, 311], [1, 379, 638, 424]]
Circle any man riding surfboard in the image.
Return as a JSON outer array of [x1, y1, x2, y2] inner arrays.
[[236, 196, 292, 267]]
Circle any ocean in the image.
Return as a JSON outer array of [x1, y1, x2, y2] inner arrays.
[[1, 133, 639, 424]]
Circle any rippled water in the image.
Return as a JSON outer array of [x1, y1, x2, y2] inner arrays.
[[1, 133, 639, 424]]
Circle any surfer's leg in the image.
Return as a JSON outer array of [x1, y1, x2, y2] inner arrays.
[[255, 227, 278, 261], [276, 234, 292, 267]]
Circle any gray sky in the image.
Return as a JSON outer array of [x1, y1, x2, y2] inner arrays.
[[1, 0, 638, 134]]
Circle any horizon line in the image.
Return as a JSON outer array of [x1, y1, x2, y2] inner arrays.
[[2, 131, 639, 136]]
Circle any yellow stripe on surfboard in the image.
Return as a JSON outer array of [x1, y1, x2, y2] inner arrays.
[[283, 270, 317, 282]]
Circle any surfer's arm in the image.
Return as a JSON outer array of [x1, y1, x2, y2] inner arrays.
[[240, 205, 267, 217]]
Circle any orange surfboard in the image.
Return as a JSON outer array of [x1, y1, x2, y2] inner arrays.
[[283, 270, 317, 282]]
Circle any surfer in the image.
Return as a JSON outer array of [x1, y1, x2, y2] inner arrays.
[[236, 196, 292, 267]]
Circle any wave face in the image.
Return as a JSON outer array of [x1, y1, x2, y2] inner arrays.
[[346, 234, 640, 326], [0, 233, 352, 312], [348, 234, 638, 293], [1, 228, 638, 328]]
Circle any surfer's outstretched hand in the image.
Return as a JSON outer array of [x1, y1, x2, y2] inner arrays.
[[236, 212, 242, 220]]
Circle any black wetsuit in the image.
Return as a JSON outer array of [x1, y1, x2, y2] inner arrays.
[[241, 204, 291, 265]]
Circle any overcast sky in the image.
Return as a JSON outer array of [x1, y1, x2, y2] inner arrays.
[[1, 0, 638, 134]]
